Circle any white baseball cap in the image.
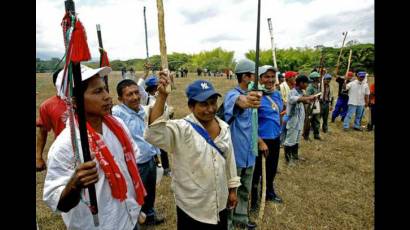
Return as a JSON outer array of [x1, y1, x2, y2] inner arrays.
[[56, 64, 112, 97]]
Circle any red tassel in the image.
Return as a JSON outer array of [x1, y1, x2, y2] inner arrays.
[[70, 19, 91, 62], [100, 49, 110, 67]]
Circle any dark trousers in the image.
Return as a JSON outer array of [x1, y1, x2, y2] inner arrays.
[[304, 113, 320, 138], [160, 149, 170, 170], [177, 206, 227, 230], [332, 96, 348, 120], [137, 157, 157, 216], [320, 101, 330, 132], [252, 137, 280, 199], [368, 104, 375, 129]]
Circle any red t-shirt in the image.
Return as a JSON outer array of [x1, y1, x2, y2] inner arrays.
[[36, 95, 68, 138], [370, 83, 375, 104]]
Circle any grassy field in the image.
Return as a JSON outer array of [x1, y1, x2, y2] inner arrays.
[[36, 71, 374, 229]]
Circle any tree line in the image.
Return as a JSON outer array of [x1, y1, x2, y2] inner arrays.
[[36, 42, 374, 75]]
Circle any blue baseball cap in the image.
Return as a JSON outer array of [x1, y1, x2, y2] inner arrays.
[[357, 71, 366, 78], [323, 73, 332, 80], [185, 80, 221, 102], [145, 76, 158, 87]]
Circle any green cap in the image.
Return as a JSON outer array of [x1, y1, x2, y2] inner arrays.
[[235, 59, 256, 74], [309, 71, 320, 79]]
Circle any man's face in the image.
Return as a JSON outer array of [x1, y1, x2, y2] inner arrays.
[[119, 84, 141, 111], [189, 96, 218, 122], [287, 77, 296, 87], [243, 73, 255, 86], [84, 76, 113, 118], [260, 70, 276, 90], [300, 82, 309, 90], [346, 75, 353, 81], [324, 79, 331, 85], [358, 76, 365, 82], [279, 78, 285, 84]]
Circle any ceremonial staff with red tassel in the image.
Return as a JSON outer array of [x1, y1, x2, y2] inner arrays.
[[61, 0, 99, 226], [96, 24, 110, 92]]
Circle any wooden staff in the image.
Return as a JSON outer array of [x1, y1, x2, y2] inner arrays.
[[334, 31, 348, 76], [267, 18, 279, 86], [344, 49, 353, 77], [156, 0, 173, 92]]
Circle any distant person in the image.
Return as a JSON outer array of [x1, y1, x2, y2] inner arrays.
[[303, 71, 322, 140], [367, 81, 375, 131], [197, 67, 202, 77], [121, 67, 127, 80], [223, 59, 262, 229], [184, 67, 188, 77], [332, 72, 353, 122], [280, 71, 297, 112], [283, 75, 318, 165], [320, 74, 334, 133], [343, 71, 370, 131], [36, 68, 68, 171], [145, 76, 240, 230]]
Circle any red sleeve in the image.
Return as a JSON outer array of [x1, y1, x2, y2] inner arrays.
[[36, 103, 52, 132]]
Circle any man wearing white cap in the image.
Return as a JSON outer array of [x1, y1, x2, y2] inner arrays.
[[44, 65, 146, 230]]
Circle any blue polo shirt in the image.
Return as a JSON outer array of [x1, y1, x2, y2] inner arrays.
[[223, 86, 255, 168], [258, 91, 283, 139]]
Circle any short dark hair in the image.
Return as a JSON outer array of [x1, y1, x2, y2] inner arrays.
[[296, 75, 309, 85], [145, 85, 157, 94], [53, 68, 63, 86], [236, 72, 252, 83], [116, 79, 138, 97]]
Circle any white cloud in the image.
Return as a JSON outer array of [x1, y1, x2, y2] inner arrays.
[[36, 0, 374, 61]]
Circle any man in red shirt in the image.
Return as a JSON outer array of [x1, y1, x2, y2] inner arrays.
[[36, 69, 68, 171], [367, 82, 375, 131]]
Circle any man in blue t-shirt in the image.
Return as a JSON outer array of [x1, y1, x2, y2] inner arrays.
[[223, 59, 262, 229], [250, 66, 284, 210]]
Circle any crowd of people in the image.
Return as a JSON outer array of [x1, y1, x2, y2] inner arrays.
[[36, 58, 374, 229]]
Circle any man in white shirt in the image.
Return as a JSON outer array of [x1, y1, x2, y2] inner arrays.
[[145, 73, 241, 229], [343, 71, 370, 131], [43, 65, 145, 230]]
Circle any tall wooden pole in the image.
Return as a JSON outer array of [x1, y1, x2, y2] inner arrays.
[[267, 18, 279, 86], [156, 0, 172, 92], [345, 49, 353, 77], [334, 31, 348, 76]]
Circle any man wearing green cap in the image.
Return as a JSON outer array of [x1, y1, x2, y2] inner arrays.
[[320, 74, 334, 133], [303, 71, 322, 140]]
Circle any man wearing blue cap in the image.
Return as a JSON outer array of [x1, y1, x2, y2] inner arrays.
[[145, 72, 241, 229], [320, 74, 334, 133], [343, 71, 370, 131], [111, 79, 165, 225], [136, 75, 172, 176]]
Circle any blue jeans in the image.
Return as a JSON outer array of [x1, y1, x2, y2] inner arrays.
[[343, 105, 365, 129], [332, 96, 348, 120], [137, 157, 157, 217]]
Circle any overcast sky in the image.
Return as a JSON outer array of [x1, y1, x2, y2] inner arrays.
[[36, 0, 374, 61]]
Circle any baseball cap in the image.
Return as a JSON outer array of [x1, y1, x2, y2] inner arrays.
[[323, 73, 332, 80], [145, 76, 158, 87], [258, 65, 276, 77], [185, 80, 221, 102], [357, 71, 366, 78], [235, 59, 256, 74], [285, 71, 298, 79]]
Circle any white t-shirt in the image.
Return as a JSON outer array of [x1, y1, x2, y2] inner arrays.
[[43, 117, 141, 230], [346, 80, 370, 106]]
